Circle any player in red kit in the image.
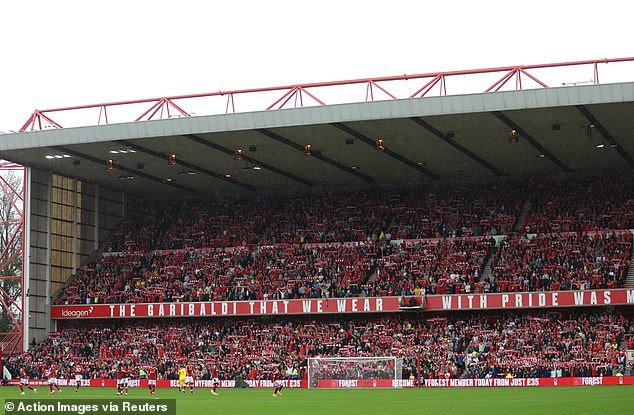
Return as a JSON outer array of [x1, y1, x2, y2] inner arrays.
[[116, 366, 123, 395], [116, 365, 129, 396], [148, 366, 158, 397], [18, 367, 37, 395], [74, 364, 83, 392], [45, 365, 62, 394], [185, 364, 195, 394], [272, 371, 284, 398]]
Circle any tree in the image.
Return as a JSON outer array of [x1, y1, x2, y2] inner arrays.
[[0, 168, 24, 354]]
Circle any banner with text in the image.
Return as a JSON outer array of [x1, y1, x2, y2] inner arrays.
[[425, 288, 634, 311], [423, 376, 633, 387], [10, 376, 632, 388], [8, 379, 306, 389], [51, 289, 634, 319], [51, 297, 404, 319], [315, 379, 415, 388]]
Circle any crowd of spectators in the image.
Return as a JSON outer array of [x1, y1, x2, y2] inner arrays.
[[55, 238, 495, 304], [105, 176, 634, 254], [489, 232, 632, 293], [6, 311, 631, 381], [523, 177, 634, 233], [52, 175, 634, 305], [7, 176, 634, 389], [56, 229, 632, 305], [105, 182, 526, 252]]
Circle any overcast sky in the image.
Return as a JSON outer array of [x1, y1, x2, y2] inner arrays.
[[1, 0, 633, 133]]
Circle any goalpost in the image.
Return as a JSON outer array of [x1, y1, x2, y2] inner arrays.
[[307, 357, 403, 388]]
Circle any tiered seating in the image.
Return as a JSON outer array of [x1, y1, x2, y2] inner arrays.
[[58, 230, 632, 305], [54, 175, 634, 305], [365, 238, 493, 296], [523, 177, 634, 233], [7, 311, 630, 381], [12, 176, 634, 387], [106, 182, 525, 252], [490, 232, 632, 292], [55, 238, 494, 304]]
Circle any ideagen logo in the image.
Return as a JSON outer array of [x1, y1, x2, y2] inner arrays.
[[61, 306, 94, 318]]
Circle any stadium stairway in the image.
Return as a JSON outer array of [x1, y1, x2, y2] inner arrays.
[[513, 195, 533, 232], [480, 242, 498, 282], [626, 247, 634, 288]]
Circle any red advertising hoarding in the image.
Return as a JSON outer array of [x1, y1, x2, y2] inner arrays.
[[7, 378, 305, 388], [51, 289, 634, 320], [8, 376, 633, 388], [424, 288, 634, 311], [51, 297, 403, 319], [423, 376, 633, 387]]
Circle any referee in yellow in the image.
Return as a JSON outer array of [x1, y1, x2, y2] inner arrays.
[[178, 367, 187, 392]]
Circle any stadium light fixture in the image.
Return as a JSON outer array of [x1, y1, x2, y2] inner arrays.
[[110, 148, 136, 154], [45, 153, 71, 159]]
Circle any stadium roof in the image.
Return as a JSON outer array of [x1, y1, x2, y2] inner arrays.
[[1, 82, 633, 198]]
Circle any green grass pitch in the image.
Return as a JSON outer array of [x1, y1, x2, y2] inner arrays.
[[1, 385, 633, 415]]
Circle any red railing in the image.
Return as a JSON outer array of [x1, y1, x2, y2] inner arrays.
[[19, 57, 634, 132]]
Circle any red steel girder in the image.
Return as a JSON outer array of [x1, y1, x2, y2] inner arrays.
[[266, 87, 326, 110], [366, 81, 397, 101], [16, 57, 634, 131], [0, 288, 21, 329], [135, 98, 191, 122]]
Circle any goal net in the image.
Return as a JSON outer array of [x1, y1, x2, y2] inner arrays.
[[307, 357, 403, 388]]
